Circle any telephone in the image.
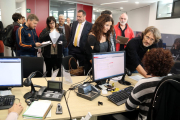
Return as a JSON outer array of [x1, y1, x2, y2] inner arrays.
[[37, 86, 47, 98]]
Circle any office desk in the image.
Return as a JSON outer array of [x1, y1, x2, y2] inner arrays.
[[0, 75, 138, 120]]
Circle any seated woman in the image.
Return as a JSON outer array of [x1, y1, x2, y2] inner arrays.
[[84, 14, 114, 75], [39, 16, 67, 77], [124, 48, 174, 120], [171, 38, 180, 56]]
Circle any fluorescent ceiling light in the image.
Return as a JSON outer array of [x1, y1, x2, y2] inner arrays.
[[100, 1, 128, 5], [135, 2, 139, 4], [120, 7, 123, 9]]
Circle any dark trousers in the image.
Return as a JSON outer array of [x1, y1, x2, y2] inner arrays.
[[0, 53, 4, 56], [69, 45, 84, 67], [44, 55, 61, 77], [120, 44, 125, 51]]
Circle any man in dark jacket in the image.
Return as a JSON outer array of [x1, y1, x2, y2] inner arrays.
[[68, 10, 92, 67], [16, 14, 41, 57], [58, 14, 71, 57], [0, 21, 4, 56], [12, 13, 23, 56]]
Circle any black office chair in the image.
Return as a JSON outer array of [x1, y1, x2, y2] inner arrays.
[[62, 55, 77, 70]]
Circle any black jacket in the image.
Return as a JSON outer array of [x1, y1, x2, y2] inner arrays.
[[68, 21, 92, 51], [39, 28, 67, 58], [0, 21, 3, 40], [125, 37, 158, 72]]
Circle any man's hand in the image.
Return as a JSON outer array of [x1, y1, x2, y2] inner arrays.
[[116, 39, 120, 43], [35, 42, 42, 47], [8, 103, 23, 115]]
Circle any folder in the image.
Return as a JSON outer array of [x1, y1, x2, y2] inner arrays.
[[117, 36, 129, 44], [22, 100, 52, 119]]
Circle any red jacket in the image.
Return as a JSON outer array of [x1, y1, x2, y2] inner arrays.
[[114, 22, 134, 51]]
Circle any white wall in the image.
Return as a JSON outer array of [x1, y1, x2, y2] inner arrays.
[[127, 6, 150, 32], [148, 2, 180, 35], [16, 1, 26, 18]]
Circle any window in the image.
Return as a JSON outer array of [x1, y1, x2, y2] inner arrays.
[[157, 0, 180, 19]]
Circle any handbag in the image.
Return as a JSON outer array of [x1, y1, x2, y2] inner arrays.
[[69, 57, 84, 76]]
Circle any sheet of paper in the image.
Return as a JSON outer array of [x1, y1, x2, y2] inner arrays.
[[51, 69, 59, 80], [34, 41, 51, 49], [49, 29, 60, 44], [102, 89, 108, 94], [129, 75, 144, 81], [63, 68, 73, 84], [0, 90, 12, 96]]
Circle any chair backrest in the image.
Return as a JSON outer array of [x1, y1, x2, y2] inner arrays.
[[62, 55, 77, 70], [21, 57, 44, 78], [147, 74, 180, 120]]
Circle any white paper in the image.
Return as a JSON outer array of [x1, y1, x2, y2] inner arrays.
[[0, 90, 12, 96], [63, 68, 73, 84], [49, 29, 60, 44], [129, 75, 144, 81], [34, 41, 52, 49], [51, 69, 59, 80]]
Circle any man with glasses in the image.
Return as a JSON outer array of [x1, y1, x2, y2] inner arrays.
[[125, 26, 161, 78], [58, 14, 71, 57]]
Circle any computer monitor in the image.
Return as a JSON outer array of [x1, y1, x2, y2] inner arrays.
[[21, 57, 44, 78], [92, 51, 125, 87], [0, 57, 23, 90]]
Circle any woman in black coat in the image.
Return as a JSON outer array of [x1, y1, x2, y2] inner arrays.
[[39, 16, 67, 77]]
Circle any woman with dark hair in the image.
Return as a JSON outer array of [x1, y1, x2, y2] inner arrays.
[[84, 14, 114, 75], [124, 48, 174, 120], [39, 16, 67, 77]]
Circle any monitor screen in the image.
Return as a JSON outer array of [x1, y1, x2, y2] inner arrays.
[[0, 58, 23, 88], [92, 51, 125, 82]]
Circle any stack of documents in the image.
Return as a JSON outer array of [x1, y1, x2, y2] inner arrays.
[[23, 100, 52, 119]]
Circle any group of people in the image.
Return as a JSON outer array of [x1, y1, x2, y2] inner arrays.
[[0, 9, 176, 120]]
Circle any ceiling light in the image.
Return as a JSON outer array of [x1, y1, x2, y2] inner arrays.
[[101, 1, 128, 5], [120, 7, 123, 10], [135, 2, 139, 4]]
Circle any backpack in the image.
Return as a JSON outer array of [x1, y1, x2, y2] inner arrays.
[[2, 24, 15, 47]]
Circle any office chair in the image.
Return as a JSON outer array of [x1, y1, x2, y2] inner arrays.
[[147, 74, 180, 120], [62, 55, 77, 70]]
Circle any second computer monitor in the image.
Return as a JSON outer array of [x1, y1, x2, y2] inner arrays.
[[92, 51, 125, 82]]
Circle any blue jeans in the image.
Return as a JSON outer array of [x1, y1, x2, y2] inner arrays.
[[63, 47, 69, 57], [20, 55, 37, 57]]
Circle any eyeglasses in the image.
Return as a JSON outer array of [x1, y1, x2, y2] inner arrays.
[[49, 22, 55, 25], [145, 35, 155, 42]]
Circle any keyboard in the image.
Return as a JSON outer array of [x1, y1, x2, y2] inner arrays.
[[0, 95, 15, 110], [107, 86, 134, 106]]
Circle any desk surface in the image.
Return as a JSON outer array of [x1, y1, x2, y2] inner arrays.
[[0, 74, 138, 120]]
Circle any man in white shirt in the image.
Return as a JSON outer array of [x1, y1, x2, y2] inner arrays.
[[68, 10, 92, 67]]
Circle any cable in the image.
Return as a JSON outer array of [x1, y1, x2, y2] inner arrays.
[[63, 93, 72, 120], [35, 71, 48, 81], [67, 90, 71, 102]]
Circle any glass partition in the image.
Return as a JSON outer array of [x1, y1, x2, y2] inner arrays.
[[50, 0, 77, 23]]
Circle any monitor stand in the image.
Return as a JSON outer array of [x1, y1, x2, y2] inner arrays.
[[118, 74, 131, 85], [95, 79, 107, 89]]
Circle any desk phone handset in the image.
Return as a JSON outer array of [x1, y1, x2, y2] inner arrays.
[[37, 86, 47, 97]]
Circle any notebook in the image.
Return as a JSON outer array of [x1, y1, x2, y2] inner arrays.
[[117, 36, 129, 44], [22, 100, 52, 119]]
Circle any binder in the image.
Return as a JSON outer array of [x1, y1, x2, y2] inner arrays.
[[22, 100, 52, 119], [117, 36, 129, 44]]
